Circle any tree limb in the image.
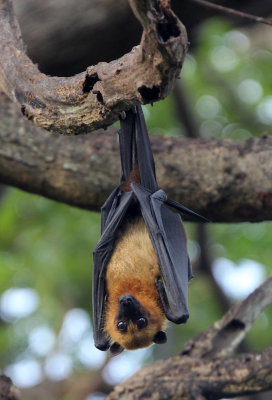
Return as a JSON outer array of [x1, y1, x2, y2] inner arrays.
[[107, 275, 272, 399], [0, 0, 187, 134], [1, 93, 272, 222], [108, 349, 272, 400]]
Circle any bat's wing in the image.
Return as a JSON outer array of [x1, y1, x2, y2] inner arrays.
[[128, 106, 208, 323], [132, 183, 192, 323], [93, 190, 134, 350]]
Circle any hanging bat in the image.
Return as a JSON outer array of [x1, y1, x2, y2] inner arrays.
[[92, 106, 207, 355]]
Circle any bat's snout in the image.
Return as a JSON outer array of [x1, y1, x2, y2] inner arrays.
[[118, 294, 142, 317], [119, 294, 136, 306]]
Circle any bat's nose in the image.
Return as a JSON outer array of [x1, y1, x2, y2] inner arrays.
[[118, 294, 142, 317], [119, 294, 134, 305]]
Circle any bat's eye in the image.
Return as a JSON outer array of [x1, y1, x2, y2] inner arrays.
[[137, 317, 148, 329], [117, 321, 128, 332]]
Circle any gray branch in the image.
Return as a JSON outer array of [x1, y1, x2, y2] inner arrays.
[[108, 349, 272, 400], [1, 93, 272, 222]]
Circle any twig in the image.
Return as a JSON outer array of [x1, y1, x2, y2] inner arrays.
[[187, 0, 272, 26]]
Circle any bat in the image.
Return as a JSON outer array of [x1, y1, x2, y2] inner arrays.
[[92, 106, 207, 355]]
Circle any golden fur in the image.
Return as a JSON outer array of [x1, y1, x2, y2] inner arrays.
[[105, 217, 166, 349]]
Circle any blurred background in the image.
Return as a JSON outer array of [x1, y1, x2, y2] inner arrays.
[[1, 1, 272, 399]]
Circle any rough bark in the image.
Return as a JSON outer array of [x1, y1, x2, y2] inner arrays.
[[0, 0, 187, 134], [12, 0, 272, 77], [107, 275, 272, 400], [1, 93, 272, 222], [108, 350, 272, 400]]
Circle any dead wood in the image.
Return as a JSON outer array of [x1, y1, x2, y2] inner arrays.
[[0, 0, 187, 134], [12, 0, 272, 77]]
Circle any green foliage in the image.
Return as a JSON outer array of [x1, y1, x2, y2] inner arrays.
[[0, 190, 100, 366]]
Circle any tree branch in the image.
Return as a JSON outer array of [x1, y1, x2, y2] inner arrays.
[[182, 274, 272, 359], [0, 0, 187, 134], [108, 349, 272, 400], [107, 275, 272, 399], [187, 0, 272, 26], [1, 93, 272, 222]]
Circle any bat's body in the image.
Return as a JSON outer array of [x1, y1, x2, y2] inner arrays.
[[105, 216, 166, 350], [92, 106, 207, 355]]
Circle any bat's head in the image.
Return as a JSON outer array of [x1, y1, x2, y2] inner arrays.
[[106, 293, 167, 355]]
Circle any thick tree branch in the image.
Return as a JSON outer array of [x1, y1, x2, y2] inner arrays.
[[1, 93, 272, 222], [0, 0, 187, 134], [108, 349, 272, 400], [107, 275, 272, 399]]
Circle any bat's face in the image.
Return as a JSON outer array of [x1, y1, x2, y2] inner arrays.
[[106, 293, 167, 355]]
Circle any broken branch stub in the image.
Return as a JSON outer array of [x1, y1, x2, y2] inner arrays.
[[181, 274, 272, 359], [0, 0, 187, 134]]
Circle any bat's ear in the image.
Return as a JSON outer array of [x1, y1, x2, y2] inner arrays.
[[153, 331, 167, 344], [109, 342, 124, 356]]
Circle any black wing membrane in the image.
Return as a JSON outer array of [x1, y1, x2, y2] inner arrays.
[[93, 190, 134, 350], [92, 105, 206, 350]]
